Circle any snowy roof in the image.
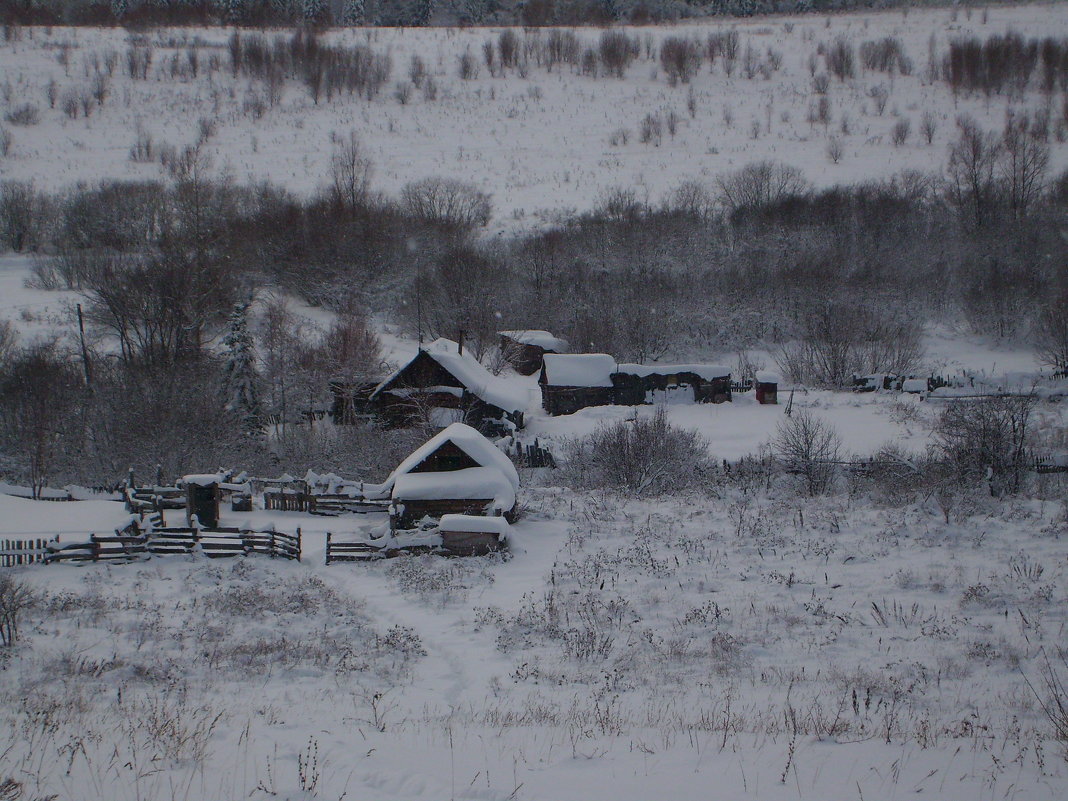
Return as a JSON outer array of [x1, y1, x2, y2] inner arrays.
[[372, 338, 528, 414], [384, 422, 520, 492], [499, 330, 570, 353], [392, 467, 516, 510], [541, 353, 616, 387], [438, 514, 511, 535], [616, 363, 731, 380], [181, 473, 225, 487], [755, 371, 780, 384]]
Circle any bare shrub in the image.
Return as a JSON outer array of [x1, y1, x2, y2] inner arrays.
[[935, 396, 1036, 495], [4, 103, 39, 126], [660, 36, 702, 86], [827, 37, 856, 81], [1034, 292, 1068, 373], [129, 123, 153, 162], [599, 31, 638, 78], [921, 110, 937, 144], [608, 127, 629, 146], [827, 137, 844, 163], [561, 407, 713, 495], [860, 37, 912, 75], [393, 81, 412, 105], [401, 177, 491, 232], [408, 54, 426, 87], [812, 72, 830, 94], [499, 30, 519, 69], [459, 50, 479, 80], [775, 302, 924, 387], [891, 117, 911, 146], [0, 127, 11, 158], [0, 575, 36, 646], [639, 112, 662, 145], [774, 410, 842, 495], [869, 84, 890, 115], [716, 160, 808, 212]]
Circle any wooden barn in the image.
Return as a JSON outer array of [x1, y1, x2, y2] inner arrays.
[[613, 364, 733, 405], [369, 338, 528, 435], [539, 353, 618, 416], [498, 330, 570, 376], [754, 371, 779, 405], [383, 422, 520, 530]]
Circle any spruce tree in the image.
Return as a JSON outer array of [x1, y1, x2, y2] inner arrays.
[[223, 300, 265, 437]]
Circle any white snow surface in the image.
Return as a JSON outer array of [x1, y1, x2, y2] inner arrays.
[[541, 352, 617, 387], [3, 6, 1065, 230], [438, 513, 511, 535]]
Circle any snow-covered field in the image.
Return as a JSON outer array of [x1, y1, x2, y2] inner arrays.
[[2, 485, 1067, 801], [1, 3, 1066, 229]]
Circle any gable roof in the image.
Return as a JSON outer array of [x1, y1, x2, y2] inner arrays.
[[541, 353, 617, 388], [372, 338, 528, 414], [384, 422, 520, 492]]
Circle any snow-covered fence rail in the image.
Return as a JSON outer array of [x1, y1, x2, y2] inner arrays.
[[0, 538, 52, 567], [124, 486, 185, 513], [325, 533, 384, 564], [44, 527, 302, 564], [264, 489, 314, 512]]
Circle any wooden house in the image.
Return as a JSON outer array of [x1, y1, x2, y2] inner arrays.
[[383, 422, 520, 530], [498, 330, 570, 375], [369, 338, 528, 435], [613, 364, 733, 405], [539, 353, 618, 416]]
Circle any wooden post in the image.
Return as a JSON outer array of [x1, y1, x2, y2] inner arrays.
[[77, 303, 92, 387], [296, 528, 301, 563], [325, 531, 331, 565]]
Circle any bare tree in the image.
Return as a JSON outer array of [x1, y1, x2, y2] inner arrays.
[[1035, 293, 1068, 373], [329, 129, 373, 214], [946, 115, 1002, 228], [774, 410, 842, 496], [401, 177, 492, 234], [0, 343, 84, 498], [936, 395, 1036, 496], [716, 161, 809, 212], [1001, 111, 1050, 220]]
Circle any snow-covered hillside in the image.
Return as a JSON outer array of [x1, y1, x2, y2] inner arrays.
[[1, 3, 1065, 229]]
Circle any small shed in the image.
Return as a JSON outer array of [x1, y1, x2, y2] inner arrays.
[[369, 338, 527, 434], [754, 371, 779, 405], [499, 330, 570, 375], [539, 353, 617, 415], [183, 474, 221, 528], [384, 422, 520, 530], [438, 514, 510, 556]]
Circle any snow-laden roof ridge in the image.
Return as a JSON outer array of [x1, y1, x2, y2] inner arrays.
[[541, 353, 617, 387], [384, 422, 520, 492], [616, 363, 732, 380], [373, 338, 529, 414], [499, 329, 570, 352]]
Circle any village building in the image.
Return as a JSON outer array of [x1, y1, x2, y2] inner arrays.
[[498, 330, 570, 375], [613, 363, 733, 404], [539, 353, 618, 415], [380, 422, 520, 530], [540, 355, 733, 415], [365, 338, 528, 435]]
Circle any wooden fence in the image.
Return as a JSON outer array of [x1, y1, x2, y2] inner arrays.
[[264, 489, 389, 516], [325, 532, 384, 564], [0, 538, 52, 567], [44, 527, 301, 564]]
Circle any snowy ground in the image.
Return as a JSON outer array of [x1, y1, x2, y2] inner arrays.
[[1, 4, 1066, 230], [2, 486, 1067, 800]]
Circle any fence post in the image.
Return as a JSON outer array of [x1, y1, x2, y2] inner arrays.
[[90, 533, 99, 562], [269, 531, 276, 558], [325, 531, 331, 566], [296, 528, 301, 563]]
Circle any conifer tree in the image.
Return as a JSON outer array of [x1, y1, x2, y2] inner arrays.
[[223, 299, 265, 437]]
